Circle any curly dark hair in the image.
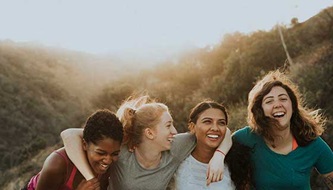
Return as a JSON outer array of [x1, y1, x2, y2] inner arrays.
[[225, 139, 255, 190], [83, 109, 123, 144]]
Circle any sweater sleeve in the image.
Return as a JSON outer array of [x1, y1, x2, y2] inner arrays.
[[170, 133, 196, 161]]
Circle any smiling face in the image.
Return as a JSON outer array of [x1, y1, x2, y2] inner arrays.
[[152, 111, 177, 151], [83, 137, 121, 175], [261, 86, 293, 130], [193, 108, 227, 150]]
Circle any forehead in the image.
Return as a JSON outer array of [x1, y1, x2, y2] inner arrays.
[[264, 86, 288, 97], [198, 108, 226, 120], [160, 111, 172, 123], [89, 138, 121, 151]]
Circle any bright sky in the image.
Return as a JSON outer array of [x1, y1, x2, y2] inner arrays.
[[0, 0, 332, 58]]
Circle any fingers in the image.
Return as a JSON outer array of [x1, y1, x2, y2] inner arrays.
[[206, 168, 224, 186], [206, 172, 213, 186], [77, 178, 100, 190]]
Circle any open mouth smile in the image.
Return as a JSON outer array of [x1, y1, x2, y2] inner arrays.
[[207, 134, 219, 139], [273, 112, 285, 118]]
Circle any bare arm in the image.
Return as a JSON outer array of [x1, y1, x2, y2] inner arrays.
[[36, 152, 67, 190], [323, 171, 333, 190], [60, 128, 95, 180], [206, 128, 232, 185]]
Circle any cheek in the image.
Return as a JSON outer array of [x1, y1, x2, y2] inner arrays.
[[262, 105, 270, 116], [221, 126, 227, 133], [287, 103, 293, 112], [87, 152, 102, 162], [113, 156, 119, 162], [219, 127, 227, 137]]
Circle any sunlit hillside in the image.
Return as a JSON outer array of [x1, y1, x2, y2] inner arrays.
[[0, 41, 154, 189], [1, 6, 333, 190]]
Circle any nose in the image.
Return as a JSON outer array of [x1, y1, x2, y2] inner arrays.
[[273, 102, 282, 109], [170, 125, 178, 135], [103, 155, 113, 165], [210, 122, 219, 131]]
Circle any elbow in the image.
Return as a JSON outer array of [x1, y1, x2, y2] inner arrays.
[[60, 129, 72, 140]]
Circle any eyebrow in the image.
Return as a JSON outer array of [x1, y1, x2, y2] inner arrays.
[[165, 120, 173, 124], [96, 149, 121, 154], [201, 117, 226, 121], [112, 150, 121, 154], [263, 93, 288, 101]]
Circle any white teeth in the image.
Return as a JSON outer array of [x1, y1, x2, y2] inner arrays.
[[207, 134, 219, 138], [273, 112, 285, 117], [168, 138, 174, 142], [100, 164, 108, 169]]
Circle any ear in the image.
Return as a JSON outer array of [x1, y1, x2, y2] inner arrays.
[[82, 139, 88, 151], [188, 122, 196, 134], [144, 128, 155, 140]]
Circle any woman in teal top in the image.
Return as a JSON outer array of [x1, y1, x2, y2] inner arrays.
[[233, 70, 333, 189]]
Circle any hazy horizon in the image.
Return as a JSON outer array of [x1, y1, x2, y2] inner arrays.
[[0, 0, 332, 61]]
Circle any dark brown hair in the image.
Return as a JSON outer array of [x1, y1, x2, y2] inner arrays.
[[248, 70, 325, 146]]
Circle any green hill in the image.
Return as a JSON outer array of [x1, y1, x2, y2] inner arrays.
[[0, 42, 135, 188]]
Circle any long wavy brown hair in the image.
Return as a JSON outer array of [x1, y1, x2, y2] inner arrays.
[[248, 70, 325, 146]]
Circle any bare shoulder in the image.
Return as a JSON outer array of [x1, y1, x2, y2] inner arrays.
[[36, 148, 68, 189]]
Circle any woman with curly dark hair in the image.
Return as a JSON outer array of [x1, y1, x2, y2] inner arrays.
[[233, 70, 333, 189], [24, 109, 123, 190]]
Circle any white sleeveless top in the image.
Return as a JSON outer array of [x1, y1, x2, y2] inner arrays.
[[174, 154, 235, 190]]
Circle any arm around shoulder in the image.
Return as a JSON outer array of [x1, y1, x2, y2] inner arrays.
[[206, 128, 232, 185], [60, 128, 95, 180]]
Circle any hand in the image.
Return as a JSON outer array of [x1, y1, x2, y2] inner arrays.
[[206, 150, 225, 186], [76, 177, 100, 190], [206, 128, 231, 186]]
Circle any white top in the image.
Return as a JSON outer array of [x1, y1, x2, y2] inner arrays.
[[174, 154, 235, 190]]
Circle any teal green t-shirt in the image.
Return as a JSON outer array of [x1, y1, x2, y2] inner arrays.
[[233, 126, 333, 190]]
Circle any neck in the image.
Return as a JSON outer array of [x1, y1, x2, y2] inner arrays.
[[266, 127, 294, 154], [273, 127, 292, 142], [134, 143, 162, 169], [191, 144, 215, 164]]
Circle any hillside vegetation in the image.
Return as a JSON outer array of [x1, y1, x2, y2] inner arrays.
[[1, 6, 333, 189], [0, 42, 140, 188]]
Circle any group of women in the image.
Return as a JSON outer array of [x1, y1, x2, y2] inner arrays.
[[24, 70, 333, 190]]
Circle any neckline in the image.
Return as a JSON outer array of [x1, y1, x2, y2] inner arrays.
[[262, 135, 298, 156], [292, 136, 298, 150], [133, 150, 164, 170]]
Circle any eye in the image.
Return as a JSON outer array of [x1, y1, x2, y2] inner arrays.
[[203, 120, 211, 124], [96, 151, 106, 156], [264, 100, 273, 104], [280, 98, 288, 101], [111, 152, 120, 157], [219, 121, 227, 126]]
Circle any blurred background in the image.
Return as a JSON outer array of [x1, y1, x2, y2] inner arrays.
[[0, 1, 332, 189]]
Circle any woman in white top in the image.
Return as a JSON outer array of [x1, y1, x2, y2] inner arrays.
[[173, 100, 253, 190]]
